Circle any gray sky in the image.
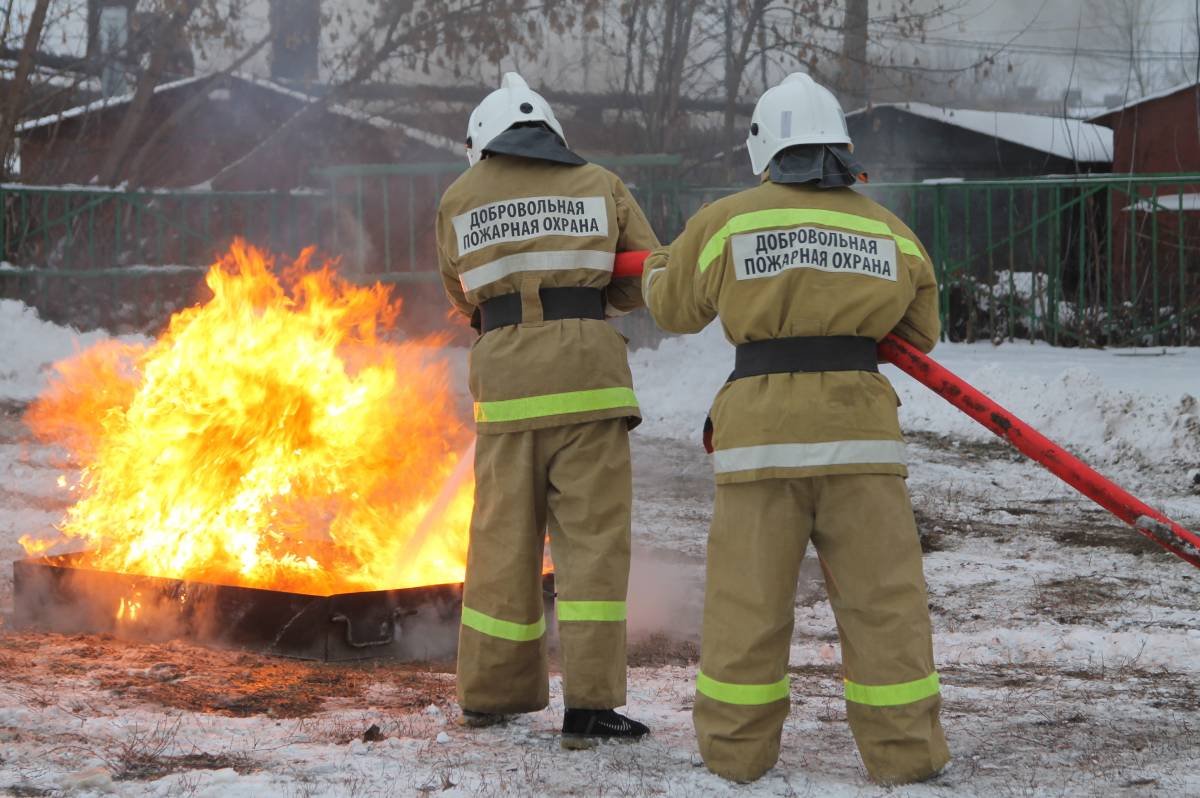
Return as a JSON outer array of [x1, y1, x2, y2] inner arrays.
[[6, 0, 1196, 107]]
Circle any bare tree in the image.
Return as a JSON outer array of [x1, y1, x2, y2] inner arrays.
[[840, 0, 868, 106], [202, 0, 587, 186], [719, 0, 770, 163], [1085, 0, 1175, 99], [647, 0, 700, 151], [0, 0, 52, 180], [96, 0, 204, 185]]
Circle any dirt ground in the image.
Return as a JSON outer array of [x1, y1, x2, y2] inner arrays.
[[2, 429, 1199, 796]]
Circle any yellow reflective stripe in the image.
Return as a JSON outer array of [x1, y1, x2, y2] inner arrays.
[[474, 387, 638, 423], [557, 600, 626, 622], [460, 606, 546, 642], [696, 671, 790, 705], [697, 209, 925, 272], [844, 673, 940, 707]]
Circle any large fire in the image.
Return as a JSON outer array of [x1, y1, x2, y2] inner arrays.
[[20, 240, 474, 596]]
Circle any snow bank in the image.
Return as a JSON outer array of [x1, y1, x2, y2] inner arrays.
[[0, 300, 149, 402], [4, 294, 1197, 478], [630, 323, 732, 442], [886, 344, 1200, 474], [631, 329, 1200, 476]]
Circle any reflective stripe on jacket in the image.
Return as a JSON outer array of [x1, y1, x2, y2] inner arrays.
[[643, 181, 940, 483], [437, 157, 660, 434]]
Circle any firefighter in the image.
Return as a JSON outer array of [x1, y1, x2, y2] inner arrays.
[[642, 72, 950, 784], [436, 72, 657, 747]]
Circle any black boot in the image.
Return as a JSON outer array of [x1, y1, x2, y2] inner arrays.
[[561, 709, 649, 749]]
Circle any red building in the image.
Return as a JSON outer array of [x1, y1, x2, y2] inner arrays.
[[1090, 83, 1200, 330], [1091, 83, 1200, 174], [6, 74, 462, 334], [14, 72, 459, 190]]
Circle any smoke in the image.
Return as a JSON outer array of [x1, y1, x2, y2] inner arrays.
[[392, 604, 461, 661], [625, 546, 704, 641], [11, 554, 472, 663]]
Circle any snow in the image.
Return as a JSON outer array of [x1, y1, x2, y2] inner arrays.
[[0, 59, 100, 92], [1089, 80, 1200, 120], [848, 102, 1114, 163], [0, 300, 149, 403], [15, 74, 208, 133], [0, 182, 326, 196], [15, 71, 462, 156], [631, 323, 1200, 490], [2, 302, 1199, 796], [1124, 192, 1200, 212], [0, 263, 207, 277]]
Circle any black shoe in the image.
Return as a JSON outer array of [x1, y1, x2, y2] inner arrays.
[[561, 709, 649, 749], [457, 709, 511, 728]]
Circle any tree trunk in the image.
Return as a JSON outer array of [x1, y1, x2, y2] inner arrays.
[[841, 0, 869, 108], [0, 0, 52, 181], [722, 0, 768, 179], [650, 0, 697, 152], [97, 0, 202, 186], [125, 31, 272, 187], [721, 0, 737, 179]]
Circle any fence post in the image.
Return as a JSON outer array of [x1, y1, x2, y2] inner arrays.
[[0, 185, 6, 265], [1105, 183, 1113, 345], [1176, 183, 1185, 345], [1051, 185, 1061, 346], [1151, 187, 1160, 346], [1077, 186, 1086, 344], [933, 184, 947, 340], [1030, 187, 1039, 342]]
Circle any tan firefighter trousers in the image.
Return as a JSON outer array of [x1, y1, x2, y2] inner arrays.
[[694, 474, 949, 784], [457, 418, 632, 713]]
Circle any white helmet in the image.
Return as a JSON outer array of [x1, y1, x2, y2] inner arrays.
[[746, 72, 851, 175], [465, 72, 566, 166]]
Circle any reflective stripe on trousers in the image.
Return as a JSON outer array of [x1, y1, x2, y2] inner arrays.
[[557, 600, 627, 622], [695, 670, 941, 708], [844, 673, 941, 707], [696, 208, 925, 273], [696, 671, 789, 705], [459, 249, 615, 292], [711, 440, 906, 475], [460, 606, 546, 642], [474, 386, 638, 424]]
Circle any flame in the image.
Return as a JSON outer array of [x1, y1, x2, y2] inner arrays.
[[117, 594, 142, 622], [21, 240, 474, 596]]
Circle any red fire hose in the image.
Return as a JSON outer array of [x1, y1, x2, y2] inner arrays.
[[614, 250, 1200, 569]]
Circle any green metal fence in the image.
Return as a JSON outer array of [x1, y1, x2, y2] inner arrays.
[[671, 174, 1200, 347], [312, 156, 685, 281], [859, 174, 1200, 347], [2, 169, 1197, 346], [0, 183, 330, 330]]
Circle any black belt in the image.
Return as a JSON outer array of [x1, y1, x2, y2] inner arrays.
[[730, 335, 879, 380], [478, 287, 605, 334]]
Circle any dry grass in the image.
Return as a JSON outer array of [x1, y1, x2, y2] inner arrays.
[[0, 632, 456, 719], [628, 633, 698, 667]]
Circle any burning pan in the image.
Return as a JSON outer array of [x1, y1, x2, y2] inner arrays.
[[13, 554, 555, 662]]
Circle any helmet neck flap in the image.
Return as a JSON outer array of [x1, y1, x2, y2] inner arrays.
[[482, 124, 586, 166], [768, 144, 865, 188]]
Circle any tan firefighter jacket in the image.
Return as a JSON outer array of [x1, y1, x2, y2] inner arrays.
[[643, 180, 939, 484], [437, 156, 660, 434]]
